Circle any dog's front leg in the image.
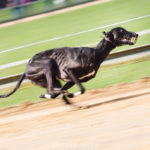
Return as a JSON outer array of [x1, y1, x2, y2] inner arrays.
[[61, 82, 75, 98], [64, 69, 85, 96]]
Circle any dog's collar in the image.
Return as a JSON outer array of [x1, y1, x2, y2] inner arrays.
[[104, 36, 115, 46]]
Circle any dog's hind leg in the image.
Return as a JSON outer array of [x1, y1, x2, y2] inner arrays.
[[62, 82, 85, 98], [40, 59, 62, 99], [62, 82, 74, 90]]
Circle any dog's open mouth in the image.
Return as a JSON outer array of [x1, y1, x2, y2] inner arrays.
[[121, 36, 138, 45]]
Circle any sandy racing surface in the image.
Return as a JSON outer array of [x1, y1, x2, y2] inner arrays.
[[0, 78, 150, 150]]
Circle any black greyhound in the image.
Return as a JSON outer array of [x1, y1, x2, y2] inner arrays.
[[0, 27, 138, 105]]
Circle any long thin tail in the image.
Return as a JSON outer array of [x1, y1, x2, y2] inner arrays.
[[0, 73, 26, 98]]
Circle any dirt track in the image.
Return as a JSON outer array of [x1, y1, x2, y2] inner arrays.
[[0, 78, 150, 150]]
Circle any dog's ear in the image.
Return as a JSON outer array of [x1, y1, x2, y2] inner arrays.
[[103, 31, 107, 36], [103, 31, 114, 41]]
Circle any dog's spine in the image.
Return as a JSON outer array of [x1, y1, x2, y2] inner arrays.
[[0, 73, 26, 98]]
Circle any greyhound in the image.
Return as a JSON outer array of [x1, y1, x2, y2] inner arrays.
[[0, 27, 138, 105]]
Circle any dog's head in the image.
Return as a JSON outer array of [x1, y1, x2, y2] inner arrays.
[[103, 27, 138, 46]]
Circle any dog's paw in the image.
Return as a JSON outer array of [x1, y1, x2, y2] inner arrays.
[[40, 94, 51, 99], [74, 91, 82, 96], [67, 93, 74, 98]]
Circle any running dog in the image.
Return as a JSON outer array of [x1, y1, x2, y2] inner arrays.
[[0, 27, 138, 105]]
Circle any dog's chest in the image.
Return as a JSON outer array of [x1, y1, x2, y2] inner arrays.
[[58, 68, 96, 82], [73, 65, 96, 80], [79, 69, 96, 80]]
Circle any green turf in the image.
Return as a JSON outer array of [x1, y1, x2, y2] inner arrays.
[[0, 64, 26, 78], [0, 0, 150, 77], [0, 0, 150, 64], [0, 0, 150, 108], [1, 59, 150, 109], [0, 0, 94, 23]]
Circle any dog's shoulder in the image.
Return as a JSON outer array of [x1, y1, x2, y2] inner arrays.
[[79, 47, 94, 55]]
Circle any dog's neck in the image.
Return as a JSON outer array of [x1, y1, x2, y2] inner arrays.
[[94, 38, 116, 70]]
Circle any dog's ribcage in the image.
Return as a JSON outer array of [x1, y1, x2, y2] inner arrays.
[[51, 47, 96, 81]]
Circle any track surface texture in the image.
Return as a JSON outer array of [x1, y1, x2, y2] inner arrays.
[[0, 78, 150, 150]]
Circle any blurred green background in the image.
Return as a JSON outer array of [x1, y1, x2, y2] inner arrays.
[[0, 0, 150, 108], [0, 0, 94, 23]]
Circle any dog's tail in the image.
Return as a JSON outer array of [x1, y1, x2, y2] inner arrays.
[[0, 73, 26, 98]]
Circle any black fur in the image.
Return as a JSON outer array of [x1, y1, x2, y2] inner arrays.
[[0, 27, 138, 105]]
